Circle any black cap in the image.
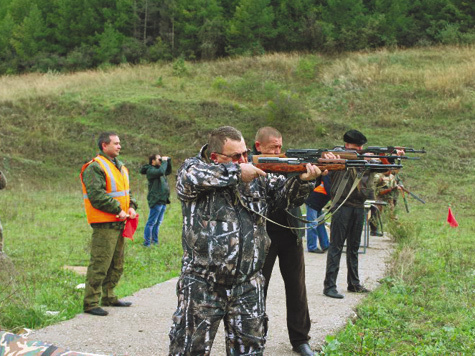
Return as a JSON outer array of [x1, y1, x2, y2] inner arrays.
[[343, 130, 367, 145]]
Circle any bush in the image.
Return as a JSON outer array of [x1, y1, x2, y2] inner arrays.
[[29, 52, 65, 73], [121, 37, 147, 64], [266, 90, 308, 130], [172, 56, 189, 77], [148, 37, 173, 62], [65, 44, 96, 71]]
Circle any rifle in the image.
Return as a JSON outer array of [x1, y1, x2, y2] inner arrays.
[[333, 146, 426, 155], [285, 148, 420, 161], [395, 175, 426, 204], [252, 156, 402, 174]]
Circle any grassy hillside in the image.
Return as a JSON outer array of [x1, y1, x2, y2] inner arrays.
[[0, 45, 474, 353]]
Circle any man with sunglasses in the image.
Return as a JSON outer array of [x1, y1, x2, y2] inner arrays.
[[169, 126, 322, 356]]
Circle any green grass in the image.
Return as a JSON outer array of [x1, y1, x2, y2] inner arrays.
[[0, 184, 182, 331], [0, 45, 474, 352]]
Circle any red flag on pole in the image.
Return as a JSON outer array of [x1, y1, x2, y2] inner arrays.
[[447, 207, 459, 228]]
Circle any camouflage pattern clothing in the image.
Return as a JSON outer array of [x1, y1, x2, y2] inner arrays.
[[169, 145, 314, 355], [81, 153, 137, 311], [373, 172, 399, 208], [0, 331, 105, 356], [0, 170, 6, 253]]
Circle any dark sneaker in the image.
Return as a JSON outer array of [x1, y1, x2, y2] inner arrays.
[[323, 289, 344, 299], [348, 285, 370, 293], [84, 307, 108, 316], [309, 248, 324, 254]]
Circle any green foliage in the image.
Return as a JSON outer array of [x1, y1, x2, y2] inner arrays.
[[172, 56, 189, 76], [226, 0, 276, 55], [265, 90, 308, 130], [0, 0, 474, 73], [95, 22, 124, 64], [295, 56, 321, 80]]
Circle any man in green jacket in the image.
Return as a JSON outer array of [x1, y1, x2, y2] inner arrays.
[[140, 153, 172, 247], [80, 132, 138, 316]]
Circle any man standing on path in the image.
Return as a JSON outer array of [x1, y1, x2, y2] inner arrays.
[[323, 129, 378, 299], [0, 170, 6, 255], [252, 126, 316, 356], [140, 153, 172, 247], [169, 126, 321, 355], [80, 132, 137, 316]]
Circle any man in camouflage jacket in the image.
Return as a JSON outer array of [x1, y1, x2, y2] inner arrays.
[[0, 170, 6, 253], [169, 126, 321, 356]]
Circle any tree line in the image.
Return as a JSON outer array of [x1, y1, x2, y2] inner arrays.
[[0, 0, 473, 74]]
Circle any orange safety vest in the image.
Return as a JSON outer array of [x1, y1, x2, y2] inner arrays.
[[314, 182, 327, 195], [80, 155, 130, 224]]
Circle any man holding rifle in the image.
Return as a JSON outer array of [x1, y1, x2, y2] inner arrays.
[[253, 127, 319, 356], [169, 126, 321, 355], [323, 129, 404, 299]]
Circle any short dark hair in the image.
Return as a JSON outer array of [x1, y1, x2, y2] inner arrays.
[[97, 131, 118, 151], [149, 154, 159, 165], [255, 126, 282, 143], [208, 126, 243, 153]]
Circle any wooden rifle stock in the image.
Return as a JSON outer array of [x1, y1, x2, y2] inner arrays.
[[254, 162, 347, 173], [252, 156, 347, 173]]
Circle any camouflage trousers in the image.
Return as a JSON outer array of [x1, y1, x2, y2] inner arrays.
[[169, 272, 267, 356], [83, 227, 124, 311]]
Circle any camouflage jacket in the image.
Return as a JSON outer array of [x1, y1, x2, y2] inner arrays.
[[176, 145, 314, 285], [0, 170, 6, 190]]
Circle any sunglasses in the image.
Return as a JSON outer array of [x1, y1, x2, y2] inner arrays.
[[215, 149, 251, 161]]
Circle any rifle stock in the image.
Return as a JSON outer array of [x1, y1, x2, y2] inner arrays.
[[252, 156, 402, 173]]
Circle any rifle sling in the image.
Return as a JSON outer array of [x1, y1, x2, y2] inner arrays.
[[235, 169, 363, 230]]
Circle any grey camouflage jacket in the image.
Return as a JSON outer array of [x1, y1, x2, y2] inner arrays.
[[176, 145, 314, 285]]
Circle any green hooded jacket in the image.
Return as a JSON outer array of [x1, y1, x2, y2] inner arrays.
[[140, 158, 172, 208]]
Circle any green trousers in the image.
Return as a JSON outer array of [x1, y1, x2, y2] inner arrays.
[[83, 227, 124, 311]]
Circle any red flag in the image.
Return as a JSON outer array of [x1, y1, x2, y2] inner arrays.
[[123, 215, 139, 240], [447, 208, 458, 228]]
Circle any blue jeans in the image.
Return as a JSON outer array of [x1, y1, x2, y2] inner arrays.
[[143, 204, 166, 246], [306, 205, 329, 251]]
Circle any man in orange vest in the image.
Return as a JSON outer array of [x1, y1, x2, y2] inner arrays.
[[80, 132, 138, 316]]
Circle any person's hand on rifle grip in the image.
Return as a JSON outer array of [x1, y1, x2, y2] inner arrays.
[[396, 149, 405, 156], [299, 163, 322, 181], [240, 163, 266, 183]]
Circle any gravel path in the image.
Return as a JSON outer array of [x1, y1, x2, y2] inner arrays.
[[30, 234, 394, 355]]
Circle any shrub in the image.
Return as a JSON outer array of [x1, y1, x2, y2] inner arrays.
[[65, 44, 96, 71], [266, 90, 308, 130]]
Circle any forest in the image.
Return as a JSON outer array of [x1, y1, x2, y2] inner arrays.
[[0, 0, 474, 74]]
